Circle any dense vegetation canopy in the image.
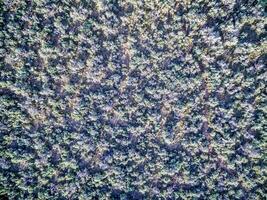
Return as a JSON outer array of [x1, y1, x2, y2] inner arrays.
[[0, 0, 266, 199]]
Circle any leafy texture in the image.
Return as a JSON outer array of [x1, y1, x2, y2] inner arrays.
[[0, 0, 266, 199]]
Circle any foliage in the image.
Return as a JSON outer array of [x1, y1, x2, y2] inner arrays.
[[0, 0, 266, 199]]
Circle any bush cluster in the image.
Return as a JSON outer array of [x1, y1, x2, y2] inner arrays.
[[0, 0, 266, 199]]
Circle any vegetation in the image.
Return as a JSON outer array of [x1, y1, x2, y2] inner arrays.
[[0, 0, 266, 199]]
